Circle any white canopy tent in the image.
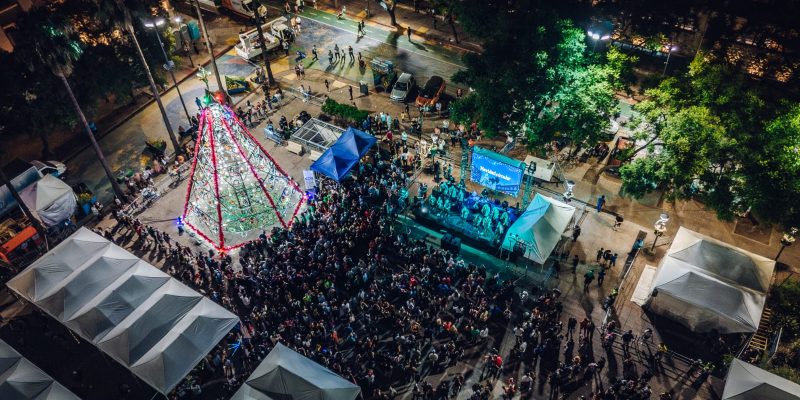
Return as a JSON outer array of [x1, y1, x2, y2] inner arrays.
[[501, 193, 576, 264], [723, 358, 800, 400], [0, 339, 80, 400], [19, 174, 76, 228], [5, 228, 240, 394], [645, 227, 775, 333], [230, 343, 361, 400]]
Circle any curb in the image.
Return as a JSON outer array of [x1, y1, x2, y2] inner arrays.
[[64, 44, 236, 164]]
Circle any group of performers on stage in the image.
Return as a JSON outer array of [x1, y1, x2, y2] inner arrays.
[[424, 180, 517, 242]]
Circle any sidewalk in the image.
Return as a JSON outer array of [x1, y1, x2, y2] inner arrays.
[[266, 0, 483, 53]]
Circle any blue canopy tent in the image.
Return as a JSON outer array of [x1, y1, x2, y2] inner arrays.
[[310, 127, 376, 182]]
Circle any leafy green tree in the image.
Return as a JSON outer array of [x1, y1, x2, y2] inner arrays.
[[373, 0, 399, 26], [452, 17, 631, 148], [619, 52, 800, 227]]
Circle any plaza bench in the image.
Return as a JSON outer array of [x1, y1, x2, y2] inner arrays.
[[309, 150, 322, 161], [285, 141, 304, 155]]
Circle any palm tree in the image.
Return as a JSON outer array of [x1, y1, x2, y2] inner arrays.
[[19, 10, 126, 199], [95, 0, 181, 155]]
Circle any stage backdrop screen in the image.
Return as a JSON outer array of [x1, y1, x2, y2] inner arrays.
[[470, 147, 524, 196]]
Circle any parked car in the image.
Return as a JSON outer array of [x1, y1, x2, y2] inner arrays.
[[390, 73, 416, 102], [30, 160, 67, 178], [415, 75, 446, 108]]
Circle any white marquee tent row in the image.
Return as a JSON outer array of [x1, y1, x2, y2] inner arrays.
[[645, 227, 776, 333], [0, 339, 81, 399], [5, 228, 240, 395], [722, 358, 800, 400], [501, 193, 576, 265]]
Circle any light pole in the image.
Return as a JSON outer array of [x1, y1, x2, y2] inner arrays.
[[663, 45, 677, 75], [173, 16, 194, 67], [193, 0, 226, 99], [144, 18, 192, 124], [587, 31, 611, 51], [650, 213, 670, 252], [775, 227, 798, 261], [126, 21, 181, 156], [563, 180, 575, 203]]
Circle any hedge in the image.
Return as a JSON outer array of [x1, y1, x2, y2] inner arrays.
[[321, 98, 369, 123]]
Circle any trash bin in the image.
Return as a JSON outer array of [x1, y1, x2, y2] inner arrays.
[[359, 81, 369, 96]]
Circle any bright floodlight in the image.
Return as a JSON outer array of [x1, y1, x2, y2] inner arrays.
[[143, 18, 166, 28], [601, 34, 611, 40], [174, 16, 182, 23]]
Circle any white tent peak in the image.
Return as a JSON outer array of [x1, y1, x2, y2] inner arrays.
[[231, 342, 361, 400], [0, 339, 80, 400], [501, 194, 575, 265], [19, 174, 77, 228], [723, 358, 800, 400], [6, 228, 239, 394], [646, 227, 775, 333]]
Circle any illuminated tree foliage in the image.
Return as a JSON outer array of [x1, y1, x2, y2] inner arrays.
[[449, 1, 634, 147]]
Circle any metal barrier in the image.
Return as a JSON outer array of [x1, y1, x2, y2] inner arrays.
[[283, 87, 325, 106], [120, 161, 192, 217]]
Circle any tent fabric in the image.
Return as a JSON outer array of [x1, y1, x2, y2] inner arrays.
[[230, 343, 361, 400], [6, 228, 240, 395], [19, 174, 77, 228], [0, 339, 81, 400], [723, 358, 800, 400], [501, 194, 576, 264], [646, 227, 775, 333], [310, 127, 376, 182]]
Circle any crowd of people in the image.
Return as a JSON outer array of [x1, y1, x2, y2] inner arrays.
[[91, 135, 708, 400]]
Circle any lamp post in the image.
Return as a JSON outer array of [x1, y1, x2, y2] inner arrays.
[[563, 180, 575, 203], [144, 18, 192, 124], [650, 213, 670, 252], [775, 227, 798, 261], [193, 0, 226, 100], [663, 45, 677, 75], [173, 16, 194, 67], [587, 31, 611, 51]]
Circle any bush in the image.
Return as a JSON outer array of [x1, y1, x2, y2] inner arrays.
[[321, 98, 369, 124], [770, 280, 800, 339]]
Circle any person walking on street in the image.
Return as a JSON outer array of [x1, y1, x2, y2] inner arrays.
[[348, 45, 354, 62], [622, 330, 634, 354], [596, 248, 604, 263], [597, 268, 606, 286], [349, 85, 353, 101], [583, 269, 594, 291], [328, 49, 334, 64], [567, 317, 577, 337], [610, 253, 618, 267], [407, 26, 412, 41], [311, 45, 318, 60], [324, 79, 330, 92], [334, 44, 340, 61], [572, 226, 581, 242], [571, 255, 579, 274], [596, 195, 605, 212]]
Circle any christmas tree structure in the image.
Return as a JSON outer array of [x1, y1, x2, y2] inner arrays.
[[182, 100, 305, 251]]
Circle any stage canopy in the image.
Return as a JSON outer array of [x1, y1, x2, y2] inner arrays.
[[310, 127, 376, 182], [645, 227, 775, 333], [0, 339, 80, 399], [501, 193, 576, 264], [723, 358, 800, 400], [230, 342, 361, 400], [19, 174, 77, 228], [6, 228, 240, 395]]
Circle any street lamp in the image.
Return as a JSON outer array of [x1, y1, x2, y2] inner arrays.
[[563, 180, 575, 203], [143, 18, 192, 124], [663, 44, 677, 75], [172, 16, 194, 67], [587, 30, 612, 51], [651, 213, 670, 252], [775, 227, 798, 261]]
